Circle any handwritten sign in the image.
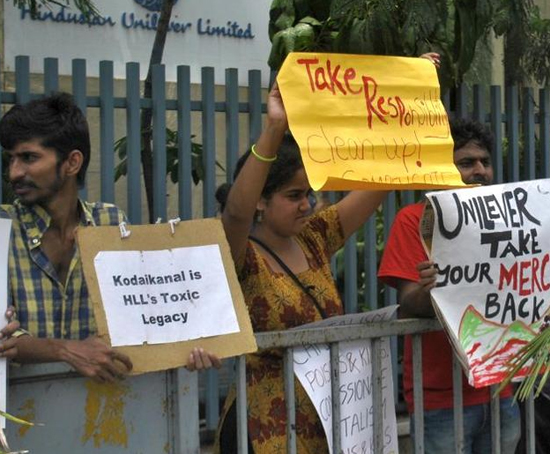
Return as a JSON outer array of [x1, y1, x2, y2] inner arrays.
[[94, 244, 239, 346], [424, 179, 550, 387], [293, 307, 398, 454], [277, 52, 465, 191], [0, 219, 11, 428]]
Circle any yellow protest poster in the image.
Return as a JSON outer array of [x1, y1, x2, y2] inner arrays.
[[277, 52, 466, 190]]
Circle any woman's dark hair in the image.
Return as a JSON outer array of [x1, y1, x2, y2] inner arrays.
[[0, 92, 91, 187], [216, 133, 304, 212]]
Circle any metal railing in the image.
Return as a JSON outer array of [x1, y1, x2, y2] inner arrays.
[[1, 56, 547, 447], [7, 317, 535, 453]]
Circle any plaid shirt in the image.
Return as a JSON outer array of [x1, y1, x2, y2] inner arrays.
[[0, 200, 126, 340]]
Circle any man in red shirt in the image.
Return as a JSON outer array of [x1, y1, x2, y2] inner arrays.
[[378, 118, 520, 453]]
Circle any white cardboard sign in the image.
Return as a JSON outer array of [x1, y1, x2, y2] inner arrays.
[[94, 244, 239, 346], [0, 219, 12, 428], [293, 306, 398, 454], [426, 178, 550, 387]]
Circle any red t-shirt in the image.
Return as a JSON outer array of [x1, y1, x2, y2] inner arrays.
[[378, 202, 512, 412]]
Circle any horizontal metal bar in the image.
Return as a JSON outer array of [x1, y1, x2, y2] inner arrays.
[[255, 318, 441, 350], [9, 362, 77, 384], [0, 91, 267, 115]]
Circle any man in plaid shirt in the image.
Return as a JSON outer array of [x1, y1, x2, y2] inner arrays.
[[0, 93, 135, 382], [0, 93, 219, 379]]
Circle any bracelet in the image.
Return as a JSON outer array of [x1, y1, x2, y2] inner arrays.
[[251, 143, 277, 163]]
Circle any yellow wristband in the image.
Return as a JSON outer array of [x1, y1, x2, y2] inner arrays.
[[251, 143, 277, 163]]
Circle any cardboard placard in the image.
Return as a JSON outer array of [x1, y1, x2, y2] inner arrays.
[[277, 52, 466, 191], [77, 218, 257, 375], [421, 179, 550, 387]]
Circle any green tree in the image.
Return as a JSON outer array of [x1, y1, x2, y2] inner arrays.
[[111, 1, 220, 222], [137, 0, 176, 222], [268, 0, 550, 90], [521, 7, 550, 87]]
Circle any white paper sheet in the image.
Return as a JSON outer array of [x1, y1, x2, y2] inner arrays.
[[0, 219, 13, 429], [94, 244, 240, 346], [293, 306, 399, 454]]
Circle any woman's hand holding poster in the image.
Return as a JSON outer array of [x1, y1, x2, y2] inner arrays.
[[424, 178, 550, 387]]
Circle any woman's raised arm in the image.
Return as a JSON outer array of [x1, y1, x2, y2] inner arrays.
[[336, 190, 389, 242], [222, 83, 288, 262]]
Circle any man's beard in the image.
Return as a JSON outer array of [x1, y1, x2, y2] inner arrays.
[[10, 173, 65, 207]]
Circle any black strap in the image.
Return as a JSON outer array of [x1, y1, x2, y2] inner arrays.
[[249, 236, 327, 319]]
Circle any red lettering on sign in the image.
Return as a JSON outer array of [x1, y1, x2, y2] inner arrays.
[[499, 254, 550, 296], [362, 76, 387, 129], [297, 58, 320, 92]]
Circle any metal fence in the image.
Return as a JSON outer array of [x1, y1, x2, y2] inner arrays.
[[1, 56, 548, 452], [6, 319, 536, 453]]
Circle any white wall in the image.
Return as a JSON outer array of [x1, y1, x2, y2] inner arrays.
[[3, 0, 272, 85]]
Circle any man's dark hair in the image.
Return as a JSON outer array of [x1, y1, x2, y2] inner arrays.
[[0, 92, 90, 187], [215, 133, 304, 212], [450, 118, 493, 155]]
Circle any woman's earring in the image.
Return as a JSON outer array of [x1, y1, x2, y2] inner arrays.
[[255, 210, 264, 223]]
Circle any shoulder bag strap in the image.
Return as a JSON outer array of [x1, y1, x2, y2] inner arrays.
[[249, 235, 327, 319]]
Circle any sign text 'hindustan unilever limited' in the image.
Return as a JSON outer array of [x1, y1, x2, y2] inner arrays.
[[4, 0, 271, 85]]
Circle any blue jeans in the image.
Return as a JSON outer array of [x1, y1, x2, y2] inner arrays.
[[411, 398, 521, 454]]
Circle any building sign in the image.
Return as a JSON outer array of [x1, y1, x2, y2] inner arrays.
[[4, 0, 272, 85]]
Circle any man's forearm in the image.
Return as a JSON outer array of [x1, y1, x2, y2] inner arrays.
[[13, 335, 70, 364], [399, 283, 436, 318], [13, 335, 133, 382]]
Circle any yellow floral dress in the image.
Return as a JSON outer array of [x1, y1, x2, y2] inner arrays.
[[215, 205, 345, 454]]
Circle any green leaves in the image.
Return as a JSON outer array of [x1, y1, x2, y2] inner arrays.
[[294, 22, 316, 50], [523, 7, 550, 86], [306, 0, 330, 20], [268, 29, 297, 70], [268, 19, 319, 69], [0, 410, 41, 454], [114, 129, 223, 186], [454, 1, 479, 80], [0, 411, 37, 428], [268, 0, 548, 89], [269, 0, 296, 40]]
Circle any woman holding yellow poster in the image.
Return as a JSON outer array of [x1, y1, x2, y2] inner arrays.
[[213, 79, 387, 453]]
